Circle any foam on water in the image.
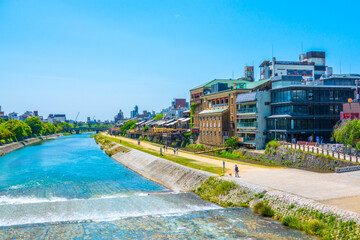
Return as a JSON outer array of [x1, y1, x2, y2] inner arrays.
[[0, 193, 221, 226]]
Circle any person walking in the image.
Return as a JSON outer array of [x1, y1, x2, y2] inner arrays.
[[234, 164, 239, 178], [163, 145, 165, 152], [174, 148, 176, 155]]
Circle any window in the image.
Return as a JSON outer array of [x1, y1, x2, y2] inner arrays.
[[210, 123, 212, 127], [218, 123, 221, 128]]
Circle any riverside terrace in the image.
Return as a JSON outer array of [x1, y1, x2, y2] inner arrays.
[[126, 127, 189, 146], [63, 126, 111, 134]]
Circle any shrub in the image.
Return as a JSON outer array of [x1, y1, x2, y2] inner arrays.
[[307, 219, 324, 235], [281, 215, 300, 229], [253, 201, 274, 217], [267, 140, 280, 149]]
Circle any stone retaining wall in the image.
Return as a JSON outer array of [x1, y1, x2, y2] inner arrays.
[[235, 146, 358, 172], [0, 134, 62, 157]]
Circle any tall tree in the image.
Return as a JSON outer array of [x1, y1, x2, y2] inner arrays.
[[25, 117, 43, 135]]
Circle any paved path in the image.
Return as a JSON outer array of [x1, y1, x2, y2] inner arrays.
[[104, 134, 360, 214]]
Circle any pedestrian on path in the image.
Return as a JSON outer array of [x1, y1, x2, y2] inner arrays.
[[234, 164, 239, 178], [174, 148, 176, 155], [165, 145, 168, 152], [163, 145, 165, 152]]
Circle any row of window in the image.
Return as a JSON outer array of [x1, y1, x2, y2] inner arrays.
[[272, 89, 354, 103], [200, 131, 229, 136], [202, 122, 221, 128], [267, 118, 338, 130], [199, 116, 221, 121], [200, 131, 221, 136], [272, 104, 342, 115]]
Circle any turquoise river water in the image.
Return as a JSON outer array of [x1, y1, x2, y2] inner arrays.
[[0, 134, 313, 239]]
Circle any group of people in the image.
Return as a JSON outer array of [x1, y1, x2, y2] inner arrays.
[[162, 145, 179, 155]]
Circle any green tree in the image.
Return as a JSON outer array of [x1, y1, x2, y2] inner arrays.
[[334, 119, 360, 147], [153, 114, 164, 121], [4, 119, 32, 141], [120, 120, 137, 135], [143, 125, 149, 132], [225, 136, 239, 150], [190, 102, 197, 128], [25, 117, 44, 135]]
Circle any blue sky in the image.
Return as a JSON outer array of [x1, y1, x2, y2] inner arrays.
[[1, 0, 359, 121]]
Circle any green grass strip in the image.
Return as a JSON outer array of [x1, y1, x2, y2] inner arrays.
[[102, 135, 223, 175]]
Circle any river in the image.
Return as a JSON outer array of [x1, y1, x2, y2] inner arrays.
[[0, 134, 312, 239]]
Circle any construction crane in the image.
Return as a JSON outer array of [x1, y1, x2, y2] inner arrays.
[[75, 112, 80, 122]]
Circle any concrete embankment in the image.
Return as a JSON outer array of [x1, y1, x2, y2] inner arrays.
[[112, 147, 215, 192], [0, 134, 62, 157]]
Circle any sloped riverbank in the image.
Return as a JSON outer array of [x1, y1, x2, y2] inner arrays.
[[0, 134, 62, 157]]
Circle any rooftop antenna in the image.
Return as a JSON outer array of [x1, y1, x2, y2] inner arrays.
[[271, 44, 274, 58], [340, 62, 342, 74]]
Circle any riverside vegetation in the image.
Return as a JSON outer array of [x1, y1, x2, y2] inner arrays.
[[0, 117, 57, 145], [194, 177, 360, 239]]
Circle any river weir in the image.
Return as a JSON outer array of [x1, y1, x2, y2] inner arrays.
[[0, 134, 312, 239]]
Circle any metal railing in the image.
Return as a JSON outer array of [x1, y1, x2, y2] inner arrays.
[[237, 108, 257, 114], [237, 122, 257, 128]]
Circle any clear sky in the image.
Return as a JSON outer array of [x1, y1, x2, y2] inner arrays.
[[1, 0, 359, 121]]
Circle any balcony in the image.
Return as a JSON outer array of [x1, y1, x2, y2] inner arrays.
[[237, 108, 257, 114], [237, 122, 257, 128]]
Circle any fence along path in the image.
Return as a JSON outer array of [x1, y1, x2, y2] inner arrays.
[[280, 141, 360, 172]]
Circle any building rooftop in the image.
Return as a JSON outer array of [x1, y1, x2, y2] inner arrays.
[[190, 78, 252, 91], [236, 92, 257, 103]]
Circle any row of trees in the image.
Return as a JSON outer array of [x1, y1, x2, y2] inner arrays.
[[0, 117, 58, 144]]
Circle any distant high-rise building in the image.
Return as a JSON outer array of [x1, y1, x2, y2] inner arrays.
[[130, 105, 139, 118], [34, 110, 38, 117], [114, 109, 124, 123]]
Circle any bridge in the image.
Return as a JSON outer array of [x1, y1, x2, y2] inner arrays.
[[63, 127, 110, 134]]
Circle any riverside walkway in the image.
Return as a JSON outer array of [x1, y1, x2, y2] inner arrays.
[[103, 133, 360, 215]]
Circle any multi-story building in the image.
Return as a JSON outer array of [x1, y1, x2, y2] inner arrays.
[[171, 99, 187, 109], [259, 51, 330, 80], [236, 90, 271, 149], [8, 112, 18, 120], [266, 75, 356, 142], [48, 114, 66, 123], [198, 108, 229, 146], [190, 78, 270, 146]]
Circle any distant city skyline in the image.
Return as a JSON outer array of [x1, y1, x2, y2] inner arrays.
[[1, 0, 359, 121]]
